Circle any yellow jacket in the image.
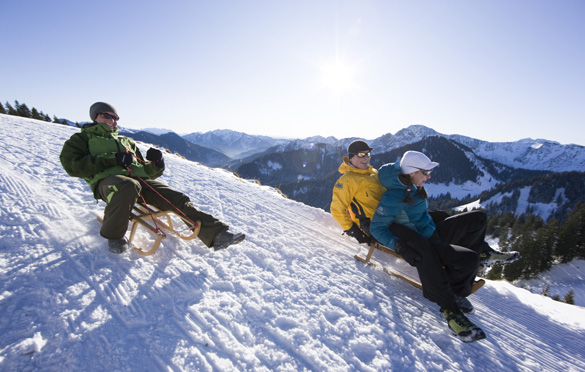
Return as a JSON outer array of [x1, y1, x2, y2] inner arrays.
[[330, 156, 386, 233]]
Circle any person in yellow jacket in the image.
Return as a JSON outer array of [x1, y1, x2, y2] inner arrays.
[[331, 140, 386, 244]]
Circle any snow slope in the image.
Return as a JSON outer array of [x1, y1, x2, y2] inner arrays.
[[1, 115, 585, 372]]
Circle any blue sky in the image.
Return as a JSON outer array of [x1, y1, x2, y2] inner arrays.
[[2, 0, 584, 145]]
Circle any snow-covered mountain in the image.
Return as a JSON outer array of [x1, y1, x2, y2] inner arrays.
[[141, 127, 176, 135], [115, 122, 585, 221], [234, 135, 566, 214], [450, 135, 585, 172], [183, 129, 290, 158], [120, 130, 231, 167], [1, 114, 585, 371], [202, 125, 583, 218], [368, 125, 585, 173], [369, 124, 443, 152], [184, 124, 584, 173]]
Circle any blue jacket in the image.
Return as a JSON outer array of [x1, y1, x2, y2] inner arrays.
[[370, 161, 436, 249]]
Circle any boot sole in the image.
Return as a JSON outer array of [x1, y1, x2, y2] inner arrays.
[[214, 233, 245, 251]]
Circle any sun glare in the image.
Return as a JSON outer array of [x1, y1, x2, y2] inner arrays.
[[321, 61, 355, 95]]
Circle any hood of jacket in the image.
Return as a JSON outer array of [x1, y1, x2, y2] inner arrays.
[[82, 122, 119, 138], [377, 160, 422, 193]]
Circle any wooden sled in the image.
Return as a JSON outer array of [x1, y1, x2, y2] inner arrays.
[[355, 242, 423, 289], [355, 242, 485, 293], [97, 203, 201, 256]]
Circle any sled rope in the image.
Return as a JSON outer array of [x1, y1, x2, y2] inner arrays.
[[138, 192, 166, 237], [122, 152, 200, 232]]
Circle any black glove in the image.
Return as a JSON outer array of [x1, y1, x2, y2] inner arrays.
[[394, 239, 422, 267], [146, 148, 165, 168], [115, 152, 133, 167], [344, 223, 371, 244], [389, 223, 427, 266], [146, 148, 163, 161]]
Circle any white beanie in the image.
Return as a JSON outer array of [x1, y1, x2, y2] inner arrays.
[[400, 151, 439, 174]]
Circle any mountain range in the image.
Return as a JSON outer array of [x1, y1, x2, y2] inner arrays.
[[121, 125, 584, 221]]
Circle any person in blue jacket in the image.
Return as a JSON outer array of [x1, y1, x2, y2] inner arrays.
[[370, 151, 486, 342]]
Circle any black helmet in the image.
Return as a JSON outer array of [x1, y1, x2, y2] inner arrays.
[[348, 140, 373, 157]]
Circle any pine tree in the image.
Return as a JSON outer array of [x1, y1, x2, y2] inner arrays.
[[528, 215, 552, 278], [535, 219, 557, 273], [556, 203, 584, 263], [31, 107, 43, 120], [518, 222, 541, 279], [503, 234, 528, 281], [573, 203, 585, 259], [487, 212, 516, 243], [486, 214, 498, 235], [0, 102, 5, 114], [485, 264, 503, 280], [15, 101, 32, 118], [5, 102, 17, 115], [563, 289, 575, 305]]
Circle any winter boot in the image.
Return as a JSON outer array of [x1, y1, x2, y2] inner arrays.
[[441, 308, 486, 342], [212, 230, 245, 251], [108, 238, 129, 254], [456, 296, 475, 314], [480, 250, 521, 266]]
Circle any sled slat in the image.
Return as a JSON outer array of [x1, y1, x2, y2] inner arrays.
[[97, 202, 201, 256]]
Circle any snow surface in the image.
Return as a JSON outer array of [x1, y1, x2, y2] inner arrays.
[[1, 114, 585, 372], [453, 200, 483, 213], [516, 259, 585, 306]]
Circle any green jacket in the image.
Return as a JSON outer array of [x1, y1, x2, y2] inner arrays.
[[59, 122, 164, 197]]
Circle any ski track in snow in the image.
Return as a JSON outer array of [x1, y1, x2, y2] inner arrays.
[[1, 115, 585, 372]]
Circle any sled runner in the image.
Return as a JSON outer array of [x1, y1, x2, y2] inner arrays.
[[355, 242, 485, 293], [98, 202, 201, 256]]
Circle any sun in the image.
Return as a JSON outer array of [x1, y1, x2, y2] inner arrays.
[[320, 60, 355, 95]]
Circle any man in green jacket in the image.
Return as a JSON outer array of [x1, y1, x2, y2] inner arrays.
[[60, 102, 244, 254]]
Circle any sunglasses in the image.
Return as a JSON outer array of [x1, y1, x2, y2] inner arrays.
[[100, 113, 120, 121], [352, 152, 372, 158], [417, 168, 432, 176]]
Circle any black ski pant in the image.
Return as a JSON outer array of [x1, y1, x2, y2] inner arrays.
[[96, 175, 228, 247], [431, 210, 494, 255], [389, 223, 479, 312]]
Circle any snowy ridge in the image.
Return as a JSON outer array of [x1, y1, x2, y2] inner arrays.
[[372, 126, 585, 173], [446, 135, 585, 172], [1, 115, 585, 371], [183, 129, 289, 158], [428, 143, 503, 199], [180, 124, 585, 173], [370, 125, 441, 153], [140, 127, 176, 135]]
